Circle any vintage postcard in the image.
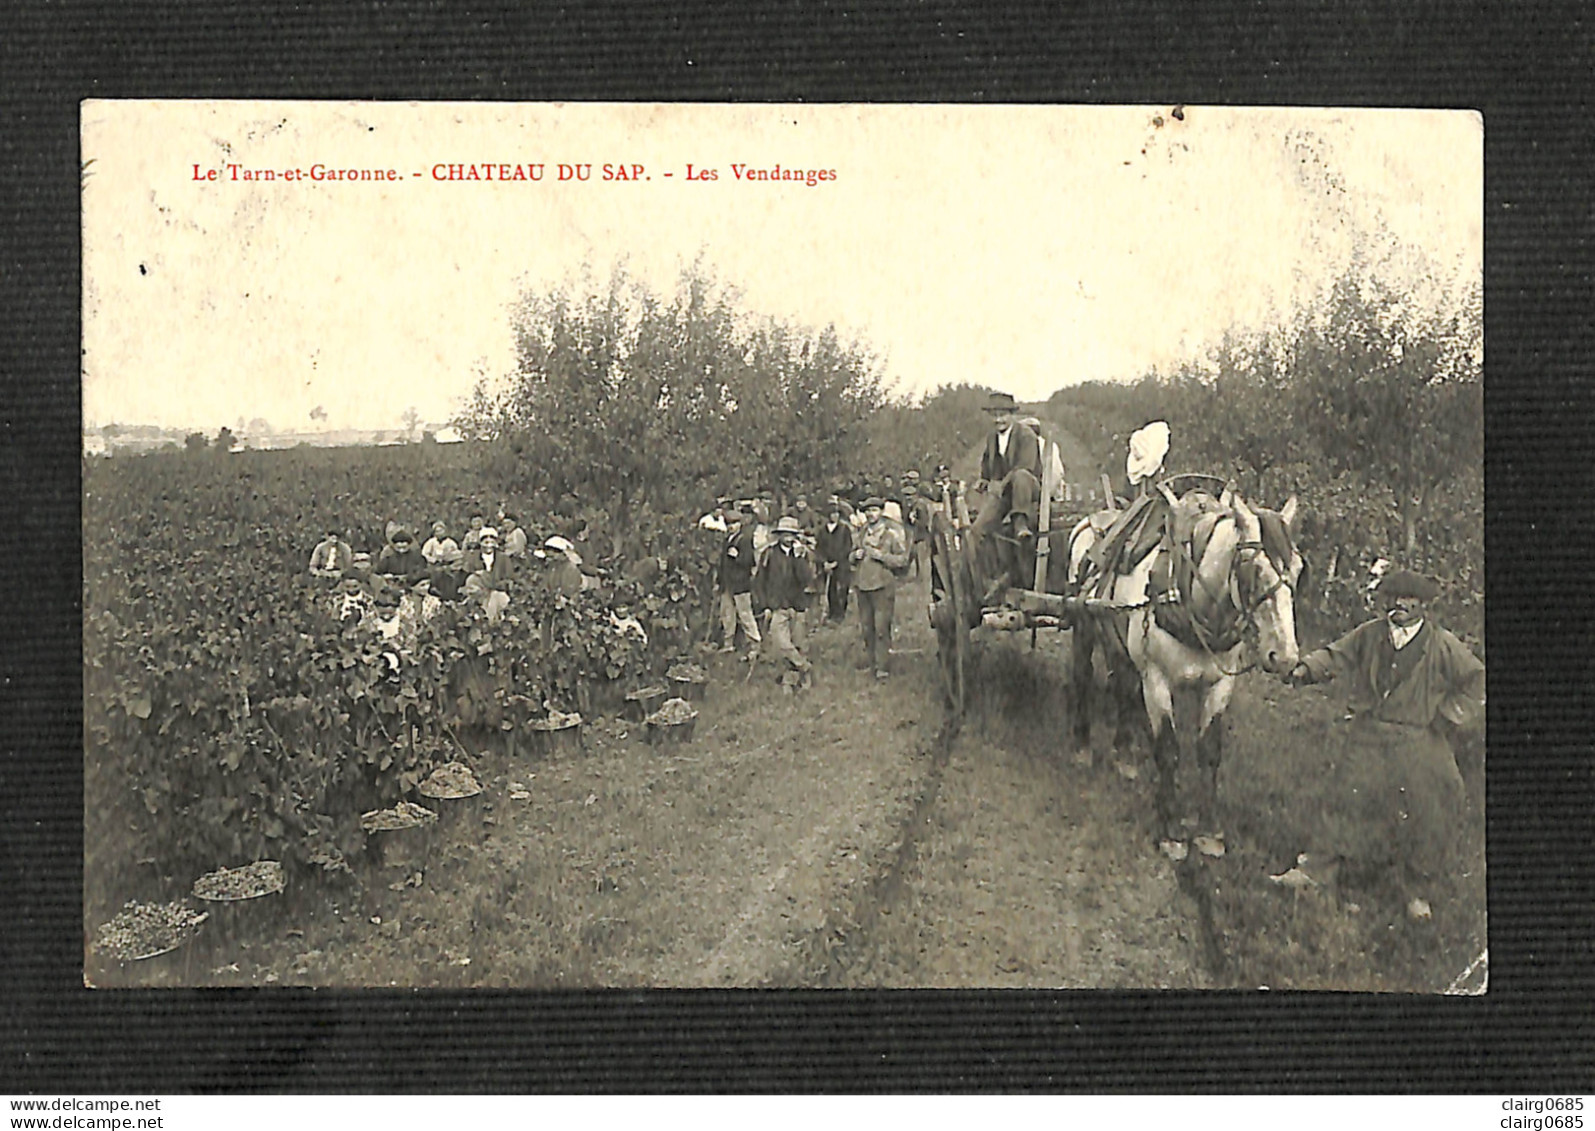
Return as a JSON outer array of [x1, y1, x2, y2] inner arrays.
[[82, 102, 1482, 990]]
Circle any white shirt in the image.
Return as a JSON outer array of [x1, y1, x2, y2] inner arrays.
[[480, 550, 496, 572], [997, 425, 1013, 458], [1389, 618, 1424, 651]]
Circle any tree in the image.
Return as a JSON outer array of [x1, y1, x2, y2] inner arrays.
[[456, 259, 884, 517], [1289, 273, 1481, 555], [401, 407, 421, 442], [184, 432, 208, 453], [214, 427, 236, 452]]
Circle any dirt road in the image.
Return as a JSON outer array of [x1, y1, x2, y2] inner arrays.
[[826, 625, 1209, 989]]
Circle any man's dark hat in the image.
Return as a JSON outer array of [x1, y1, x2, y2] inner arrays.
[[983, 390, 1019, 413], [862, 496, 884, 510], [1377, 569, 1440, 601]]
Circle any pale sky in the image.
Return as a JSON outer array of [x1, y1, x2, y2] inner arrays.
[[82, 102, 1481, 432]]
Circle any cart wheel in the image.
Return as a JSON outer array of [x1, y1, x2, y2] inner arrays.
[[930, 515, 972, 722]]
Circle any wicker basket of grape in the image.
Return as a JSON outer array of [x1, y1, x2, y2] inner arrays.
[[666, 661, 709, 703], [89, 899, 210, 984], [191, 860, 287, 941], [415, 761, 485, 829], [360, 801, 438, 871], [645, 697, 700, 746], [526, 709, 584, 757], [623, 685, 670, 722]]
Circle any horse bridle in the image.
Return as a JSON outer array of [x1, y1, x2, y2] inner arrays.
[[1231, 539, 1295, 621], [1180, 537, 1296, 677]]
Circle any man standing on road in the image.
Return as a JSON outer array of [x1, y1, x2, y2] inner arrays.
[[852, 497, 910, 681], [716, 505, 762, 659], [816, 500, 855, 624], [757, 516, 817, 689], [1283, 569, 1486, 921]]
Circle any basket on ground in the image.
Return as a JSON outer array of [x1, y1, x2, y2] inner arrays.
[[191, 860, 287, 939], [623, 685, 670, 722], [90, 899, 210, 983], [416, 761, 485, 828], [665, 662, 709, 703], [645, 697, 699, 745], [360, 802, 438, 871], [526, 710, 584, 756]]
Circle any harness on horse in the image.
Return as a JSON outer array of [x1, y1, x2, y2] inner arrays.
[[1079, 479, 1295, 678]]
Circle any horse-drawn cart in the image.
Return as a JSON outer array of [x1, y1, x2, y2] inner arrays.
[[926, 435, 1094, 719], [927, 456, 1234, 723]]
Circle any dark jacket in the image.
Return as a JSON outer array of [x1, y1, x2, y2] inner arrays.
[[461, 548, 515, 591], [376, 544, 427, 584], [981, 422, 1043, 483], [1300, 618, 1485, 731], [756, 542, 817, 611], [815, 520, 854, 566], [717, 524, 757, 595]]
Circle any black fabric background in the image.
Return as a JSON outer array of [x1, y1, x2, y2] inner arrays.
[[3, 0, 1590, 1093]]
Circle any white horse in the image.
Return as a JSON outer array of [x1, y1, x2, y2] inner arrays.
[[1068, 489, 1303, 860]]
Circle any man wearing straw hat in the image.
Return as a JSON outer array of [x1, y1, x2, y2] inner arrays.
[[757, 516, 817, 688]]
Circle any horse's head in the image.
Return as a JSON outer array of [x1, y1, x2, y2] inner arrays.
[[1225, 492, 1303, 676]]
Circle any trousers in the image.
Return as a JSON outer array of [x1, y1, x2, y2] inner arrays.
[[857, 582, 896, 673], [719, 590, 762, 648], [767, 608, 811, 671], [970, 468, 1041, 590], [826, 562, 852, 621]]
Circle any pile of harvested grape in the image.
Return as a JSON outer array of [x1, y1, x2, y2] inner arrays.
[[94, 900, 208, 960], [417, 761, 482, 800], [530, 709, 582, 731], [360, 800, 439, 832], [665, 662, 708, 683], [647, 697, 698, 726], [192, 860, 286, 902]]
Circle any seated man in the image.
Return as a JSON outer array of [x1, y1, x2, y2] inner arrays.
[[309, 528, 353, 579], [970, 390, 1043, 600]]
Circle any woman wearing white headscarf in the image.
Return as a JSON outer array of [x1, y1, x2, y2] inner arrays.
[[1126, 420, 1170, 498]]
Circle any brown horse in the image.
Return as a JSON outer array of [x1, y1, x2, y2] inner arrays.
[[1067, 489, 1303, 860]]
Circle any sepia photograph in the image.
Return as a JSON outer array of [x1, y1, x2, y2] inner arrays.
[[81, 101, 1483, 992]]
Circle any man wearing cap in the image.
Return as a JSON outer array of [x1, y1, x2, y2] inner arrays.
[[756, 517, 817, 686], [309, 528, 353, 579], [716, 505, 763, 658], [971, 391, 1044, 599], [851, 497, 910, 680], [699, 498, 731, 533], [1284, 569, 1486, 918]]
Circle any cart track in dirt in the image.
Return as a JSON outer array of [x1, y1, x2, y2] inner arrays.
[[823, 629, 1211, 989]]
